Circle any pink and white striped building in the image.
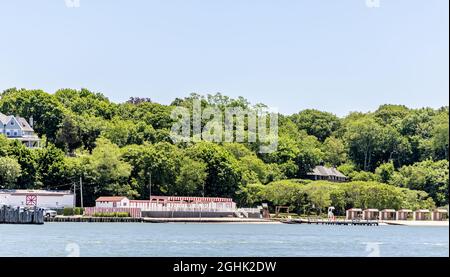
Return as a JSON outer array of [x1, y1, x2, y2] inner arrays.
[[129, 196, 236, 212]]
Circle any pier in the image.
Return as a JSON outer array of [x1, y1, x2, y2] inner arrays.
[[45, 216, 143, 223], [282, 218, 379, 226], [44, 216, 276, 223], [0, 205, 44, 224]]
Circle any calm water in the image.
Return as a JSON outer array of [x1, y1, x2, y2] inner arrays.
[[0, 223, 448, 257]]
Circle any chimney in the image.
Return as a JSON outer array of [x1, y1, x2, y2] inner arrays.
[[29, 116, 34, 128]]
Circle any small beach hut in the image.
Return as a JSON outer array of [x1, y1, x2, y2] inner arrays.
[[431, 209, 448, 221], [396, 209, 412, 220], [379, 209, 396, 220], [346, 208, 362, 220], [413, 209, 431, 221], [363, 209, 379, 220]]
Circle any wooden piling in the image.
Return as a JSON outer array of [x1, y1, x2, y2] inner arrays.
[[0, 205, 44, 224]]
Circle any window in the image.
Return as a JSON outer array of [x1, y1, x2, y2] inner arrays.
[[13, 131, 17, 136], [11, 121, 14, 125]]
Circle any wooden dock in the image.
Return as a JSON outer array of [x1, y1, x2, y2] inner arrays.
[[45, 216, 143, 223], [44, 216, 277, 223], [0, 205, 44, 224], [282, 218, 379, 226]]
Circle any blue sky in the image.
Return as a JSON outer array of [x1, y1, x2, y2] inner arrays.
[[0, 0, 448, 116]]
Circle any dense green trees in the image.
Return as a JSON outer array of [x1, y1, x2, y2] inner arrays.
[[0, 88, 448, 210], [0, 156, 21, 188], [240, 180, 436, 215]]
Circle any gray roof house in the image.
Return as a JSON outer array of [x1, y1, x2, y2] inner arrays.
[[0, 113, 40, 148], [307, 165, 347, 182]]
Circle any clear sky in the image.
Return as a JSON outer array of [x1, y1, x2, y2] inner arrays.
[[0, 0, 448, 116]]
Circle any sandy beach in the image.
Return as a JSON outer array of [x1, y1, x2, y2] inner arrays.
[[382, 220, 449, 227]]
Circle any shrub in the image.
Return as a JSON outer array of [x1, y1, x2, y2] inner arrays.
[[63, 207, 74, 216], [92, 211, 130, 217]]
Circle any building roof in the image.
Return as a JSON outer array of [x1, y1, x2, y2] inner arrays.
[[96, 196, 128, 202], [307, 165, 347, 178], [0, 113, 34, 131], [0, 113, 12, 125], [0, 189, 72, 196], [16, 117, 34, 131], [132, 196, 235, 203]]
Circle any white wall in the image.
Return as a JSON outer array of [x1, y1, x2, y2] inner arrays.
[[0, 192, 74, 209], [96, 198, 130, 208]]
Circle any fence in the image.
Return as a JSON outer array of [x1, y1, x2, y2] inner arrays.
[[130, 202, 236, 213]]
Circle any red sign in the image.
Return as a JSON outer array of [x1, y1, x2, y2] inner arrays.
[[26, 195, 38, 206]]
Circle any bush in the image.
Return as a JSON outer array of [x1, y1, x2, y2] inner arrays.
[[73, 207, 84, 215], [92, 212, 130, 217], [63, 207, 74, 216], [62, 207, 85, 216]]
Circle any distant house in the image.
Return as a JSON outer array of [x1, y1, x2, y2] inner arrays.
[[307, 165, 347, 182], [0, 113, 40, 148], [95, 196, 130, 208]]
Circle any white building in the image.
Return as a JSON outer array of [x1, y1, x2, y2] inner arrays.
[[95, 196, 130, 208], [95, 195, 236, 212], [0, 189, 74, 209], [0, 113, 41, 148]]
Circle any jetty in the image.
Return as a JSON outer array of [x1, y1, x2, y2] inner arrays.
[[282, 218, 379, 226], [0, 205, 44, 224], [44, 216, 277, 224]]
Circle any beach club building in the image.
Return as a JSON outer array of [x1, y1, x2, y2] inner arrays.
[[86, 195, 238, 218], [0, 189, 74, 209]]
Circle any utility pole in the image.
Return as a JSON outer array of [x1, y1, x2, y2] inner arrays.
[[73, 182, 77, 208], [148, 171, 152, 200], [80, 176, 84, 209]]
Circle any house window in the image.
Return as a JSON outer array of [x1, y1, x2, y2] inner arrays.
[[6, 132, 10, 136], [11, 121, 14, 125], [13, 131, 17, 136]]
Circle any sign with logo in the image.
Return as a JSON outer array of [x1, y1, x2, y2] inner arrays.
[[26, 195, 38, 206]]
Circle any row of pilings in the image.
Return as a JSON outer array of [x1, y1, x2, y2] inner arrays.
[[0, 205, 44, 224]]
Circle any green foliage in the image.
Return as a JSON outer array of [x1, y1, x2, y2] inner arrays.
[[375, 161, 395, 183], [290, 109, 341, 141], [0, 156, 22, 188], [187, 142, 243, 198], [63, 207, 74, 216], [0, 88, 64, 143], [322, 136, 347, 167], [0, 88, 447, 207], [249, 180, 435, 215], [390, 160, 449, 206], [92, 212, 130, 217]]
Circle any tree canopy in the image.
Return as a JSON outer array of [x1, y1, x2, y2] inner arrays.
[[0, 88, 447, 210]]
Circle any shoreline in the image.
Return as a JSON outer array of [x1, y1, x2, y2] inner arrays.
[[40, 216, 450, 226], [382, 220, 449, 227]]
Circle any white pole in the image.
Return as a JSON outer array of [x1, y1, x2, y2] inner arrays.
[[73, 183, 76, 208], [80, 176, 84, 209]]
